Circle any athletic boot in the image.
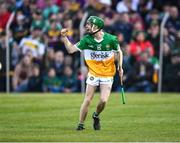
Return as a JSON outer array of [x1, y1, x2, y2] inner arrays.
[[76, 123, 85, 131], [92, 112, 101, 130]]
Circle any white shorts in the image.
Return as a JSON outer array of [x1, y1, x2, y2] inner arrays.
[[86, 74, 114, 86]]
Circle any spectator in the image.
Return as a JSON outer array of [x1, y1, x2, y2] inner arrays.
[[129, 31, 154, 61], [103, 13, 115, 34], [64, 55, 74, 70], [116, 0, 138, 13], [37, 0, 60, 9], [29, 0, 39, 13], [163, 28, 174, 49], [42, 48, 55, 71], [163, 52, 180, 92], [42, 67, 62, 92], [15, 0, 24, 9], [17, 0, 32, 22], [12, 55, 33, 92], [84, 0, 102, 16], [98, 0, 112, 7], [113, 12, 133, 43], [45, 13, 62, 52], [76, 65, 88, 92], [129, 11, 144, 25], [162, 42, 171, 70], [31, 9, 47, 33], [11, 41, 20, 69], [127, 51, 154, 92], [145, 9, 160, 28], [43, 0, 60, 19], [10, 10, 30, 43], [147, 21, 160, 58], [61, 66, 77, 93], [27, 64, 42, 92], [72, 10, 84, 41], [131, 21, 144, 38], [19, 25, 45, 60], [172, 30, 180, 55], [137, 0, 154, 20], [0, 2, 11, 31], [166, 6, 180, 36], [52, 50, 65, 77]]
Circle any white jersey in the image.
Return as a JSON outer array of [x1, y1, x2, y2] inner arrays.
[[19, 36, 45, 58]]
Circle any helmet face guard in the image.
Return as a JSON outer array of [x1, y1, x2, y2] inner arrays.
[[86, 16, 104, 34]]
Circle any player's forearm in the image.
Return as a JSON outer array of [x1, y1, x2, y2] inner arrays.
[[61, 37, 77, 54], [118, 50, 123, 69]]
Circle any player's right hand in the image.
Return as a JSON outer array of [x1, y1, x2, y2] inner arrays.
[[60, 28, 68, 37], [118, 68, 124, 79]]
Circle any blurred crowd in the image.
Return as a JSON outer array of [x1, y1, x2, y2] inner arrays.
[[0, 0, 180, 93]]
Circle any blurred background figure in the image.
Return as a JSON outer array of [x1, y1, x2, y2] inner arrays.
[[42, 48, 55, 71], [19, 25, 45, 60], [43, 0, 60, 19], [52, 50, 65, 78], [147, 21, 160, 58], [126, 51, 154, 92], [60, 66, 77, 93], [12, 55, 33, 92], [44, 13, 62, 52], [116, 0, 137, 13], [27, 64, 42, 92], [0, 2, 11, 31], [128, 31, 154, 62], [163, 52, 180, 92], [10, 10, 29, 44], [42, 67, 62, 93], [1, 0, 180, 92]]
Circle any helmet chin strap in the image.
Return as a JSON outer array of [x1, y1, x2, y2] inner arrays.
[[90, 24, 101, 35]]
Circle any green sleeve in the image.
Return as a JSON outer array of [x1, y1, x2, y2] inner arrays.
[[75, 37, 86, 50], [112, 36, 120, 51]]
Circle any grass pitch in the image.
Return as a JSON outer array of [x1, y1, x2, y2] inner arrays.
[[0, 93, 179, 142]]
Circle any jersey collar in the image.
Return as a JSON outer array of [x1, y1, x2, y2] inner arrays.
[[94, 32, 104, 43]]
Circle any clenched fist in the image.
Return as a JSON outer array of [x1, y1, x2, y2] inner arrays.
[[60, 28, 68, 37]]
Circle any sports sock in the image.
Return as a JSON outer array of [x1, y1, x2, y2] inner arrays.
[[78, 123, 84, 127], [93, 112, 99, 117]]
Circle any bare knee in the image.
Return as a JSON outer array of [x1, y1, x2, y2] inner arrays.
[[83, 96, 93, 106]]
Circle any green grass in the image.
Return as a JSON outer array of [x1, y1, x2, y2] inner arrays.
[[0, 93, 179, 142]]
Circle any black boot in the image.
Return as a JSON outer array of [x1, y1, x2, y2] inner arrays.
[[76, 123, 85, 130], [92, 112, 101, 130]]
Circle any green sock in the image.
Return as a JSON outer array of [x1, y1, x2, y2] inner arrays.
[[94, 112, 99, 117], [78, 123, 84, 127]]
